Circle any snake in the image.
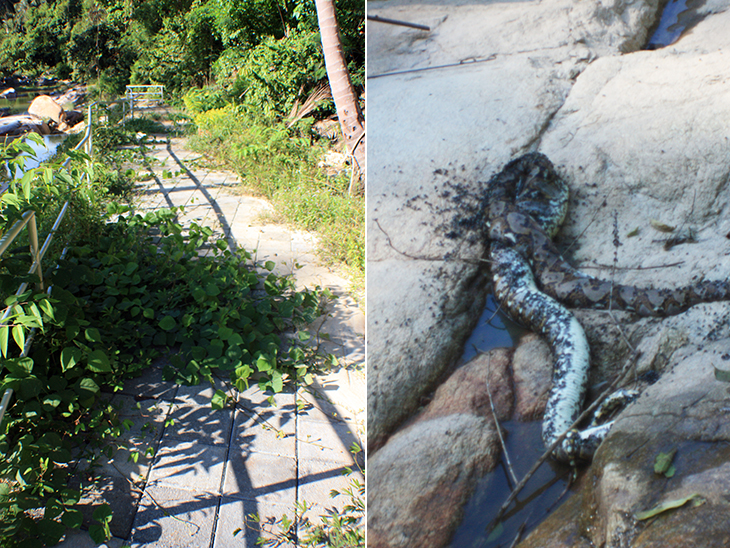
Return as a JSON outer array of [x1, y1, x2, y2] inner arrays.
[[484, 152, 730, 462]]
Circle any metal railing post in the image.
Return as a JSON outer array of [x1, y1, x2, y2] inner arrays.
[[27, 213, 43, 290], [0, 100, 99, 427]]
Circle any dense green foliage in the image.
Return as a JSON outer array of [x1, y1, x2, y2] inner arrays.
[[0, 0, 364, 114], [0, 132, 336, 545]]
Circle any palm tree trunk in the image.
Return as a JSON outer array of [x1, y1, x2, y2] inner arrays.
[[314, 0, 365, 193]]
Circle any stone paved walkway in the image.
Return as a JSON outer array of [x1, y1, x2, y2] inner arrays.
[[56, 136, 365, 547]]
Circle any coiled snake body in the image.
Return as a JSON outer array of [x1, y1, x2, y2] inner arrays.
[[486, 153, 730, 462]]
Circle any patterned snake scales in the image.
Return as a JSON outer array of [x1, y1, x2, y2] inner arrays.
[[486, 153, 730, 462]]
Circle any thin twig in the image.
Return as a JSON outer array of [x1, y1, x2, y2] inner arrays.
[[374, 218, 490, 264], [578, 260, 685, 271], [489, 350, 639, 529], [485, 353, 519, 487], [508, 517, 530, 548]]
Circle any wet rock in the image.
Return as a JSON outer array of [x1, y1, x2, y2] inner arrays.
[[512, 333, 553, 422], [0, 115, 50, 137], [368, 349, 512, 547], [519, 342, 730, 547]]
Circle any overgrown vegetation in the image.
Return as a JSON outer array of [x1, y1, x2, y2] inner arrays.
[[188, 105, 364, 284], [0, 134, 341, 545], [0, 0, 363, 101], [1, 0, 365, 287]]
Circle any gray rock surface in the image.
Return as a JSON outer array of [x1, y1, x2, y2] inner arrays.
[[368, 0, 730, 545], [367, 0, 665, 450]]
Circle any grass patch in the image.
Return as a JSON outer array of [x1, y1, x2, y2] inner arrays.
[[186, 105, 364, 291]]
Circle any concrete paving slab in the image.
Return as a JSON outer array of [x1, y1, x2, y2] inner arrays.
[[149, 440, 227, 493], [231, 407, 295, 457], [163, 381, 236, 446], [214, 497, 292, 548], [298, 415, 359, 463], [129, 485, 218, 547], [298, 458, 362, 515], [223, 452, 297, 505]]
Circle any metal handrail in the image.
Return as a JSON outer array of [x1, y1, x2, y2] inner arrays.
[[0, 101, 98, 426], [123, 85, 164, 122]]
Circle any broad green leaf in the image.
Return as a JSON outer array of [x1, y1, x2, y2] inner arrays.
[[39, 299, 55, 320], [92, 503, 113, 524], [143, 308, 155, 319], [211, 389, 228, 410], [85, 327, 102, 342], [87, 350, 111, 373], [264, 260, 276, 271], [61, 508, 84, 529], [89, 523, 110, 544], [218, 326, 233, 340], [20, 172, 32, 200], [0, 326, 8, 358], [654, 449, 677, 476], [12, 324, 25, 351], [159, 316, 177, 331], [61, 347, 83, 372], [256, 355, 273, 372], [192, 286, 207, 302], [297, 330, 311, 342], [79, 377, 100, 394], [205, 283, 221, 297], [270, 370, 283, 393]]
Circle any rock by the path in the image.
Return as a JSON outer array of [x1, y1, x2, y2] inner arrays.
[[53, 85, 86, 108], [28, 94, 67, 130], [368, 349, 512, 547], [0, 114, 50, 137]]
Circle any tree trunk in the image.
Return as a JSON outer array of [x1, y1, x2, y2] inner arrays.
[[314, 0, 365, 193]]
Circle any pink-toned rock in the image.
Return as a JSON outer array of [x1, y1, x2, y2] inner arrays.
[[512, 333, 553, 421], [28, 95, 66, 129], [368, 349, 512, 548]]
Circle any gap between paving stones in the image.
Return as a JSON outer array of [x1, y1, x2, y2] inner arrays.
[[55, 132, 364, 547]]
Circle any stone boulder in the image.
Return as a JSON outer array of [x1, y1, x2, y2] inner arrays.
[[0, 87, 16, 100], [0, 115, 50, 137], [368, 349, 513, 547], [53, 85, 86, 109], [28, 94, 67, 130]]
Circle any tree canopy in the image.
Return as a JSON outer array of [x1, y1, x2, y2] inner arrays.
[[0, 0, 363, 118]]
